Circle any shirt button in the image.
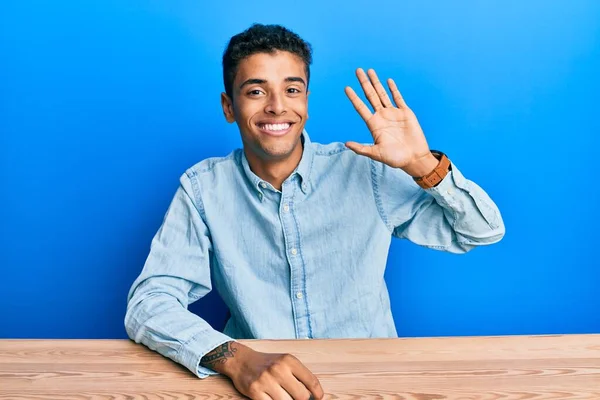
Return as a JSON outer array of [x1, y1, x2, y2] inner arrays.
[[447, 189, 453, 195], [283, 204, 290, 212], [260, 182, 267, 189], [291, 248, 297, 255], [296, 292, 303, 299]]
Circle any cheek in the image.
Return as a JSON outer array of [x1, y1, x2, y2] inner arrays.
[[238, 99, 263, 115], [294, 99, 309, 116], [233, 102, 256, 125]]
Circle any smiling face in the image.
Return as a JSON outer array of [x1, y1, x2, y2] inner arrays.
[[221, 50, 309, 164]]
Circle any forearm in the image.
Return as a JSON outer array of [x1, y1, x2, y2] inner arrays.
[[200, 341, 253, 377], [423, 166, 505, 248], [125, 276, 233, 378], [391, 163, 504, 253], [126, 290, 212, 354]]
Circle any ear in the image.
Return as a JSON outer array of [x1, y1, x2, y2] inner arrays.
[[221, 92, 235, 123]]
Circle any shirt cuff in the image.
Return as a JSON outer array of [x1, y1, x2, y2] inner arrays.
[[423, 161, 501, 230], [176, 329, 234, 379], [424, 162, 467, 203]]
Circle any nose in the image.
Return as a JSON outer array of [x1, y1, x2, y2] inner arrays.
[[264, 92, 286, 115]]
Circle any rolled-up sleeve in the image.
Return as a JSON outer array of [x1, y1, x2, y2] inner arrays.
[[371, 158, 505, 253], [124, 171, 233, 378]]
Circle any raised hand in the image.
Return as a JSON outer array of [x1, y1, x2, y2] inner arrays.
[[345, 68, 438, 177]]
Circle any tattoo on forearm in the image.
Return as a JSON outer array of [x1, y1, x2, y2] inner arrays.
[[200, 341, 238, 370]]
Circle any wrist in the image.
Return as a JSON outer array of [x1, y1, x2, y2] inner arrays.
[[412, 150, 452, 189], [402, 151, 439, 177], [200, 341, 251, 377]]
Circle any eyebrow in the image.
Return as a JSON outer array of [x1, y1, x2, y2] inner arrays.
[[239, 76, 307, 90]]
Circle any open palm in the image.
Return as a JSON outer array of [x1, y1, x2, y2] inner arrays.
[[345, 68, 431, 169]]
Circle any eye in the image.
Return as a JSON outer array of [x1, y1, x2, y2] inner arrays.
[[287, 88, 301, 94], [247, 89, 264, 96]]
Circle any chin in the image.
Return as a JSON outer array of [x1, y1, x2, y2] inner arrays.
[[255, 125, 302, 152], [259, 141, 299, 160]]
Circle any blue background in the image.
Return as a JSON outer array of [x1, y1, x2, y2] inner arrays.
[[1, 0, 599, 339]]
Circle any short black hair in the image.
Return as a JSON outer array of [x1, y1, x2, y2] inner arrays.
[[222, 23, 313, 99]]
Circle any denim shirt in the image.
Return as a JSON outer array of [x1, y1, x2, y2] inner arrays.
[[125, 130, 505, 378]]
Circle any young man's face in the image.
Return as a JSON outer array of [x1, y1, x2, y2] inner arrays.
[[221, 50, 309, 162]]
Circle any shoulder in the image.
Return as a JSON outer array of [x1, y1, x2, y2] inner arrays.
[[311, 140, 351, 157], [310, 140, 369, 168], [309, 139, 375, 175], [184, 149, 241, 177], [310, 139, 418, 192], [183, 149, 241, 180], [178, 149, 242, 196]]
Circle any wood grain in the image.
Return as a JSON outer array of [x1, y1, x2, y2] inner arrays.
[[1, 334, 599, 399]]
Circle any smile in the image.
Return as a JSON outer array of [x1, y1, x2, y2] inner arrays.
[[256, 122, 294, 137]]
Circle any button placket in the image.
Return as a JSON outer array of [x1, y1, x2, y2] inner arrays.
[[279, 181, 310, 339]]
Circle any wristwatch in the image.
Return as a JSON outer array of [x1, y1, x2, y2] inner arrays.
[[413, 150, 451, 189]]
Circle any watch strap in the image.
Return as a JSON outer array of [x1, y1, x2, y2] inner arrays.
[[413, 150, 451, 189]]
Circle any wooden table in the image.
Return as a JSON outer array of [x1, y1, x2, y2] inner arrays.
[[1, 334, 599, 399]]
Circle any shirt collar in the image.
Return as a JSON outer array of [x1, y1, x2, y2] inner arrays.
[[240, 129, 314, 200]]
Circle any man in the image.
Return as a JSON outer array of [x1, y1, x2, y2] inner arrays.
[[125, 23, 504, 400]]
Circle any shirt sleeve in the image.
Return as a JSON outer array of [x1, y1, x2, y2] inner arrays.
[[370, 158, 505, 253], [124, 171, 233, 379]]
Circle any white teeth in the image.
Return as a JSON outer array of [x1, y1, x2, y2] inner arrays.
[[260, 123, 291, 131]]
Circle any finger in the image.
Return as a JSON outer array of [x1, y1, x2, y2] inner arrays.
[[279, 372, 313, 400], [345, 86, 372, 122], [265, 385, 294, 400], [356, 68, 383, 111], [387, 78, 407, 108], [290, 360, 325, 400], [367, 69, 393, 108], [345, 141, 377, 159], [254, 393, 274, 400]]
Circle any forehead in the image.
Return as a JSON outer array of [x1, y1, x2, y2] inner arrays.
[[234, 51, 307, 84]]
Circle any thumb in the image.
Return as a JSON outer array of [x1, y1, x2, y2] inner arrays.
[[345, 141, 378, 159]]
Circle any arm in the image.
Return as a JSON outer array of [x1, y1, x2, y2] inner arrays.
[[124, 172, 232, 379], [344, 68, 504, 252], [372, 157, 504, 253], [124, 173, 325, 399]]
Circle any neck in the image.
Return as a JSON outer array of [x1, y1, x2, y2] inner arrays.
[[244, 142, 304, 191]]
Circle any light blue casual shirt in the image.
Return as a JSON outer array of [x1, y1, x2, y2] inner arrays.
[[125, 130, 504, 378]]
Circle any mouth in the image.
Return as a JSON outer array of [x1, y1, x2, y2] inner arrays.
[[255, 122, 295, 137]]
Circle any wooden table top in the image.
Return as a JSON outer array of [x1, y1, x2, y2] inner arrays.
[[1, 334, 599, 399]]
